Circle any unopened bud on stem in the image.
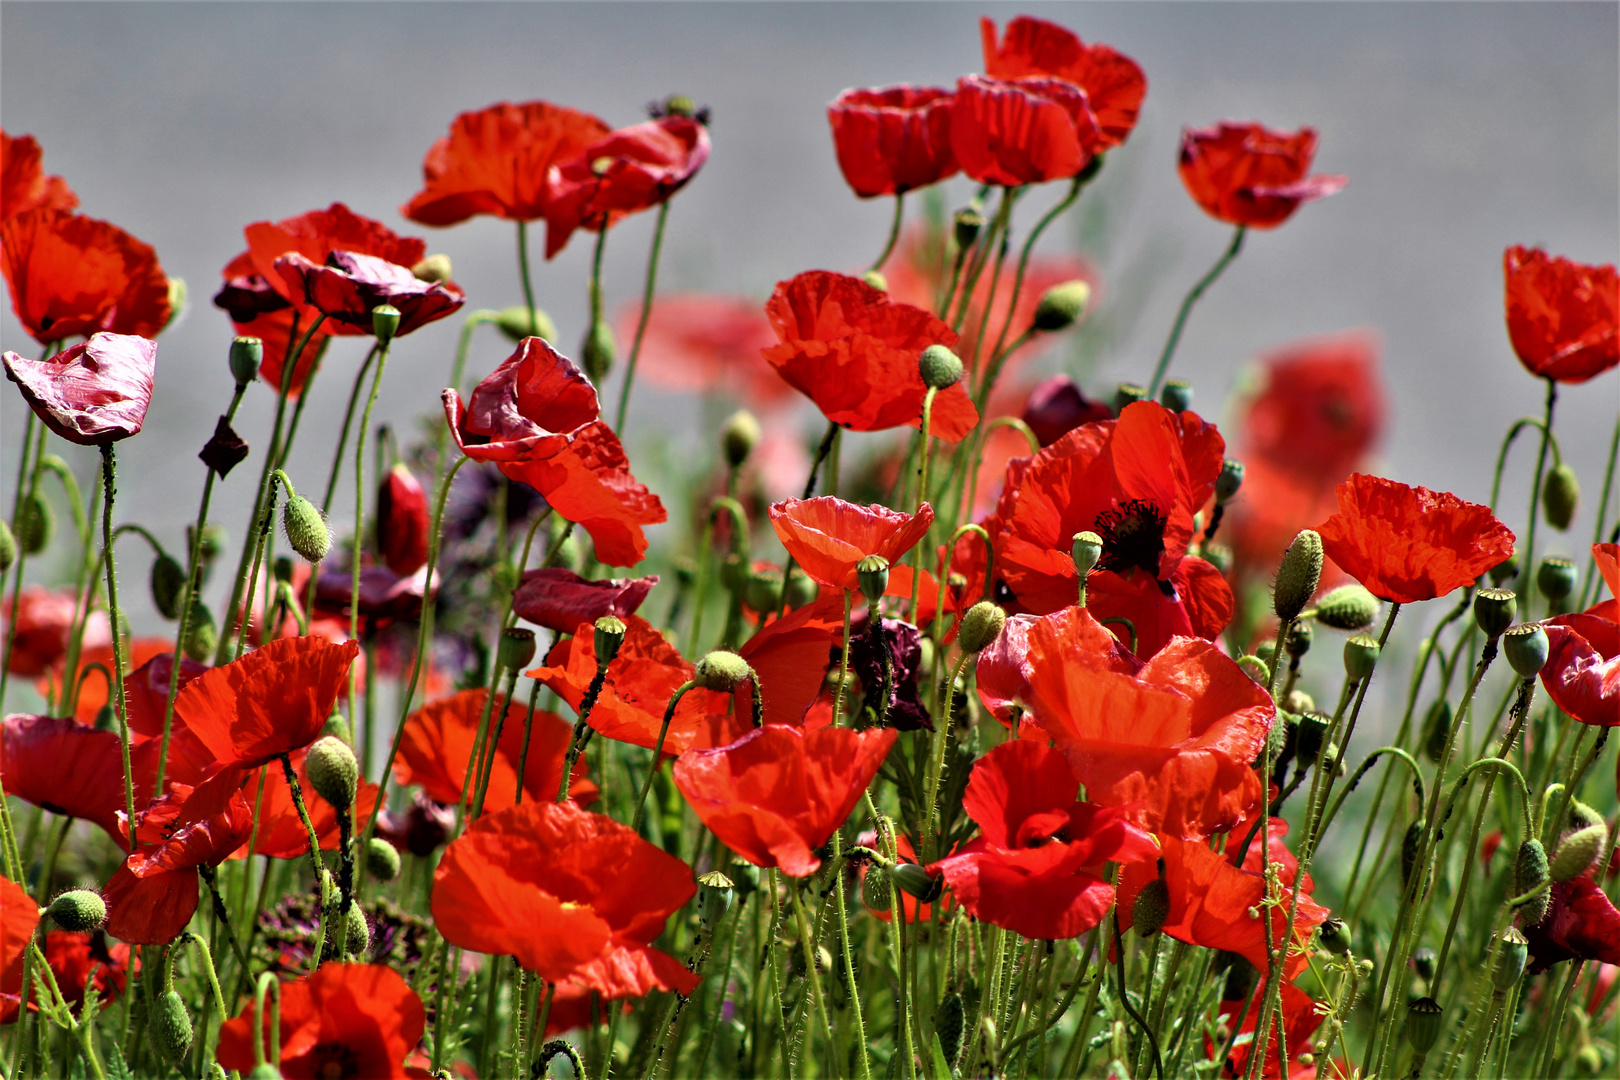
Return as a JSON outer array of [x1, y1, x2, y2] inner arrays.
[[1274, 530, 1323, 623]]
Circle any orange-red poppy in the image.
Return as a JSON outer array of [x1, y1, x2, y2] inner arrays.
[[1213, 980, 1323, 1079], [1503, 245, 1618, 384], [511, 567, 658, 635], [950, 75, 1100, 187], [975, 606, 1137, 727], [768, 496, 934, 591], [1525, 875, 1620, 973], [2, 585, 105, 677], [827, 86, 958, 199], [612, 293, 793, 407], [41, 932, 132, 1012], [376, 464, 430, 576], [1314, 474, 1514, 604], [0, 875, 38, 1023], [673, 724, 897, 877], [2, 208, 170, 344], [1178, 122, 1346, 229], [4, 332, 156, 446], [273, 250, 463, 338], [1, 131, 77, 224], [1, 714, 168, 842], [1542, 604, 1617, 727], [432, 801, 699, 997], [226, 750, 385, 862], [543, 116, 710, 258], [980, 16, 1147, 149]]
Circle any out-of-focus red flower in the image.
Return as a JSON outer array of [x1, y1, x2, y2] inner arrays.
[[1, 131, 77, 224], [1214, 980, 1323, 1079], [0, 714, 176, 842], [931, 740, 1156, 939], [402, 101, 612, 226], [827, 86, 958, 198], [951, 75, 1100, 187], [273, 250, 462, 337], [1, 875, 39, 1023], [1525, 874, 1620, 973], [1023, 617, 1274, 839], [511, 567, 658, 635], [768, 497, 934, 590], [443, 336, 666, 567], [1314, 474, 1515, 604], [216, 962, 426, 1080], [313, 565, 433, 630], [980, 16, 1147, 149], [376, 464, 430, 576], [227, 749, 385, 861], [975, 606, 1137, 727], [4, 332, 156, 446], [394, 689, 596, 811], [1226, 459, 1345, 591], [1542, 604, 1618, 727], [2, 586, 105, 676], [762, 270, 978, 442], [612, 294, 792, 407], [1240, 331, 1385, 486], [1504, 246, 1618, 384], [43, 932, 132, 1011], [543, 116, 709, 258], [1178, 122, 1346, 229], [674, 724, 897, 877], [1019, 375, 1112, 447], [1, 209, 170, 344], [1596, 542, 1620, 598], [39, 637, 169, 726], [433, 800, 700, 997]]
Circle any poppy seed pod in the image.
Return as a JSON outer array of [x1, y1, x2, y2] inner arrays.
[[1493, 926, 1528, 990], [0, 520, 13, 573], [857, 554, 891, 607], [1159, 379, 1194, 413], [1405, 997, 1443, 1054], [693, 650, 753, 692], [494, 305, 558, 344], [1502, 623, 1550, 679], [919, 344, 965, 390], [228, 335, 264, 387], [697, 870, 735, 928], [411, 253, 453, 283], [47, 889, 106, 932], [593, 615, 628, 665], [1537, 556, 1577, 604], [1071, 531, 1103, 578], [1133, 877, 1171, 937], [150, 552, 187, 620], [721, 410, 761, 468], [1542, 463, 1579, 531], [305, 735, 359, 811], [370, 303, 401, 345], [1313, 584, 1379, 631], [1274, 530, 1324, 623], [1032, 280, 1091, 332], [1412, 946, 1437, 983], [282, 495, 331, 563], [1550, 818, 1607, 883], [958, 601, 1007, 654], [889, 862, 943, 903], [365, 837, 401, 882], [148, 989, 194, 1065], [1473, 588, 1517, 640], [582, 319, 616, 382], [16, 491, 53, 554], [954, 206, 985, 250], [1514, 838, 1551, 925], [497, 627, 536, 671], [1343, 634, 1381, 681], [1112, 382, 1147, 414], [1237, 655, 1270, 687], [183, 600, 217, 663], [1490, 552, 1520, 586], [1319, 917, 1352, 956], [1215, 458, 1244, 504], [1421, 699, 1452, 764], [862, 270, 888, 292]]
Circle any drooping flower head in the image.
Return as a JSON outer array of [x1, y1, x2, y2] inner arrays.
[[1178, 122, 1346, 229], [980, 16, 1147, 149], [827, 86, 958, 199], [1, 130, 77, 224], [543, 115, 710, 258], [4, 332, 156, 445], [1503, 246, 1618, 384], [2, 209, 171, 344], [768, 496, 934, 591], [273, 250, 463, 337]]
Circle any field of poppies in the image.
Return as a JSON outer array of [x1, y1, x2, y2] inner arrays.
[[1, 11, 1617, 1080]]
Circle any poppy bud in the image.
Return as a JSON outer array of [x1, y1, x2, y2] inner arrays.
[[1032, 280, 1091, 332], [282, 495, 331, 563], [1493, 927, 1528, 990], [1214, 458, 1244, 505], [857, 554, 890, 607], [411, 254, 453, 283], [1133, 877, 1170, 937], [273, 556, 294, 584], [744, 570, 784, 614], [1575, 1044, 1603, 1076], [183, 601, 217, 663], [889, 862, 943, 903], [721, 410, 761, 468], [1502, 623, 1550, 678], [94, 704, 115, 730], [229, 336, 264, 387], [698, 870, 734, 928], [1473, 588, 1517, 640], [1282, 623, 1313, 663], [1404, 997, 1443, 1054], [495, 305, 558, 344], [150, 552, 187, 620], [16, 491, 53, 554], [371, 303, 400, 344], [593, 616, 627, 666], [919, 344, 964, 390], [784, 570, 818, 610], [1551, 819, 1607, 883], [582, 320, 616, 382], [1274, 529, 1324, 623], [954, 207, 984, 250], [1542, 463, 1579, 531], [1295, 713, 1331, 768], [1490, 552, 1520, 586], [47, 889, 106, 932], [862, 270, 888, 292], [861, 865, 891, 910], [1071, 531, 1103, 578], [1112, 382, 1147, 415], [1568, 798, 1605, 832], [1318, 917, 1351, 956], [1159, 379, 1194, 413], [958, 601, 1007, 654], [365, 837, 401, 882], [1412, 946, 1437, 983], [1284, 689, 1315, 715], [1421, 699, 1452, 764], [1343, 634, 1380, 682], [1237, 655, 1270, 687], [1514, 838, 1551, 925], [0, 520, 13, 573], [935, 991, 965, 1068], [694, 650, 753, 692], [1313, 584, 1379, 631], [1537, 556, 1577, 605], [306, 735, 359, 811], [1401, 819, 1427, 887], [149, 989, 194, 1065], [497, 627, 536, 672]]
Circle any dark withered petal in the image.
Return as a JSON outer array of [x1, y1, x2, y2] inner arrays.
[[848, 614, 932, 731], [198, 415, 249, 477]]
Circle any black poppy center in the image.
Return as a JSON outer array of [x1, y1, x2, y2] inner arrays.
[[310, 1044, 364, 1080], [1092, 498, 1168, 577]]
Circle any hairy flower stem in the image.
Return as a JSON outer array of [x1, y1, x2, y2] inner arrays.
[[1515, 377, 1557, 595], [347, 336, 395, 715], [1147, 224, 1245, 397], [94, 445, 139, 858], [909, 386, 938, 618], [280, 753, 332, 971], [1577, 406, 1620, 609], [615, 200, 672, 431], [631, 681, 697, 833]]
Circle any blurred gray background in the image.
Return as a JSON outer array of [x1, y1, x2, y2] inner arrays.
[[3, 1, 1617, 630]]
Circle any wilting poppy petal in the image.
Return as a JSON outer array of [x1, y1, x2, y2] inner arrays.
[[846, 613, 932, 731], [1020, 375, 1112, 447], [980, 17, 1147, 149], [1, 131, 77, 224], [543, 116, 710, 258], [828, 86, 958, 198], [1541, 619, 1618, 726], [1178, 122, 1346, 229], [1504, 246, 1618, 384], [512, 567, 658, 635], [950, 75, 1099, 187], [769, 497, 935, 591], [3, 333, 156, 446], [1, 209, 170, 344], [273, 251, 463, 337]]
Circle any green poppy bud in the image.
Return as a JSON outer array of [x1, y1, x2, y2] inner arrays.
[[1215, 458, 1244, 504], [1405, 997, 1443, 1054], [370, 304, 400, 344], [1284, 689, 1315, 715], [183, 601, 217, 663], [411, 254, 453, 283], [47, 889, 106, 932], [593, 616, 627, 665], [1313, 584, 1379, 631], [1133, 877, 1170, 937], [1575, 1044, 1603, 1076], [935, 990, 965, 1068], [365, 837, 401, 882], [248, 1065, 284, 1080], [1343, 633, 1380, 681], [1537, 556, 1577, 605], [1551, 820, 1607, 883], [1159, 379, 1194, 413], [1542, 463, 1579, 531], [694, 650, 753, 692], [94, 704, 115, 730], [1514, 838, 1551, 925], [1412, 946, 1437, 982], [16, 492, 53, 554], [697, 870, 734, 928], [229, 335, 264, 387], [1502, 623, 1550, 679], [958, 601, 1007, 654], [1032, 280, 1091, 332], [861, 864, 891, 910], [497, 627, 536, 672], [953, 207, 984, 250], [919, 344, 964, 390], [282, 494, 331, 563], [1285, 620, 1314, 659], [148, 989, 194, 1065], [305, 735, 359, 811], [889, 862, 943, 903], [1319, 917, 1352, 956], [1472, 588, 1517, 640], [1295, 713, 1331, 768], [784, 570, 818, 610], [1274, 530, 1324, 623], [582, 320, 616, 382], [150, 553, 187, 620], [862, 270, 888, 292], [729, 858, 760, 894], [1421, 699, 1453, 764], [721, 410, 761, 468], [1401, 819, 1427, 887], [495, 305, 558, 344], [857, 554, 890, 607], [1071, 531, 1103, 578], [1493, 927, 1528, 991], [744, 570, 784, 615], [1112, 382, 1147, 415], [1237, 655, 1270, 687]]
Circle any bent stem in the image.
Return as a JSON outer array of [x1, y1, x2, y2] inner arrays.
[[1147, 225, 1245, 397], [869, 192, 905, 274]]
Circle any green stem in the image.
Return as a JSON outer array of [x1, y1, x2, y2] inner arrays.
[[517, 220, 539, 339], [347, 337, 395, 721], [1146, 225, 1245, 397], [869, 192, 905, 274], [279, 752, 331, 971], [631, 681, 697, 832], [614, 200, 672, 431], [1578, 406, 1620, 609], [1516, 378, 1557, 592], [97, 446, 138, 856]]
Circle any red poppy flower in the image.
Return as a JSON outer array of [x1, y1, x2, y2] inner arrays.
[[227, 750, 386, 862], [930, 740, 1157, 939], [543, 116, 710, 258], [827, 86, 958, 199], [1023, 618, 1275, 839], [433, 800, 699, 997], [1, 131, 77, 224], [216, 962, 427, 1080], [2, 585, 105, 676], [1178, 122, 1346, 229], [1, 209, 170, 344], [1597, 542, 1620, 598], [1541, 606, 1618, 727], [511, 567, 658, 635], [980, 16, 1147, 149], [1019, 375, 1112, 447], [975, 607, 1138, 727], [274, 250, 463, 337], [0, 714, 173, 842], [1525, 875, 1620, 973], [762, 270, 978, 442], [674, 724, 897, 877], [313, 565, 433, 630], [394, 689, 595, 811], [1214, 980, 1323, 1079], [370, 464, 430, 577], [402, 101, 612, 226], [612, 294, 793, 407], [0, 875, 39, 1023], [950, 75, 1100, 187], [443, 336, 666, 567], [4, 332, 156, 446], [36, 636, 171, 726], [1314, 474, 1515, 604], [1503, 246, 1618, 383], [42, 932, 132, 1011], [213, 253, 331, 397], [768, 497, 934, 591], [1241, 331, 1385, 485]]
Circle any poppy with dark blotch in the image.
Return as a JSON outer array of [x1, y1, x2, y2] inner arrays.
[[376, 464, 430, 577], [226, 750, 385, 862], [1, 209, 170, 344], [433, 800, 700, 997], [762, 270, 978, 441], [543, 115, 710, 258], [674, 724, 897, 877], [1022, 615, 1275, 839], [511, 567, 659, 635], [980, 16, 1147, 149], [402, 100, 612, 226], [974, 606, 1137, 728], [1, 131, 77, 224], [950, 74, 1100, 187], [1213, 980, 1323, 1079], [273, 250, 463, 337], [769, 497, 934, 591], [612, 294, 794, 407], [42, 932, 133, 1012], [2, 585, 106, 676], [1503, 246, 1618, 384], [930, 740, 1157, 939], [393, 688, 596, 811], [1314, 473, 1515, 604], [443, 336, 666, 567], [4, 333, 156, 446], [827, 86, 958, 199], [857, 830, 952, 924], [1525, 874, 1620, 973], [0, 875, 39, 1023], [216, 963, 427, 1080], [1178, 122, 1346, 229]]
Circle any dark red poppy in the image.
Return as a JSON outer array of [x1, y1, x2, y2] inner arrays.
[[511, 567, 658, 635], [433, 800, 699, 997], [1525, 875, 1620, 973], [674, 724, 897, 877], [827, 86, 958, 198], [1314, 474, 1515, 604], [1019, 374, 1112, 447], [216, 962, 427, 1080], [121, 649, 208, 736], [4, 332, 156, 446], [214, 252, 331, 397], [950, 75, 1101, 187], [542, 116, 710, 258], [930, 740, 1157, 939], [227, 750, 385, 862], [769, 497, 934, 591], [846, 612, 932, 730], [762, 270, 978, 442], [1214, 980, 1323, 1079], [0, 875, 38, 1023], [975, 606, 1137, 727], [273, 250, 463, 337], [402, 101, 612, 226], [443, 336, 666, 568], [1, 131, 77, 224], [1542, 604, 1617, 727], [1178, 122, 1346, 229], [2, 586, 105, 676], [313, 565, 432, 630], [42, 932, 132, 1011], [1, 209, 171, 344], [613, 294, 794, 407], [1503, 246, 1618, 384], [375, 464, 430, 576], [980, 16, 1147, 149], [394, 689, 596, 811]]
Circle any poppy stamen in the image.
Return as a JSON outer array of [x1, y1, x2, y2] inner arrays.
[[1092, 498, 1168, 577]]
